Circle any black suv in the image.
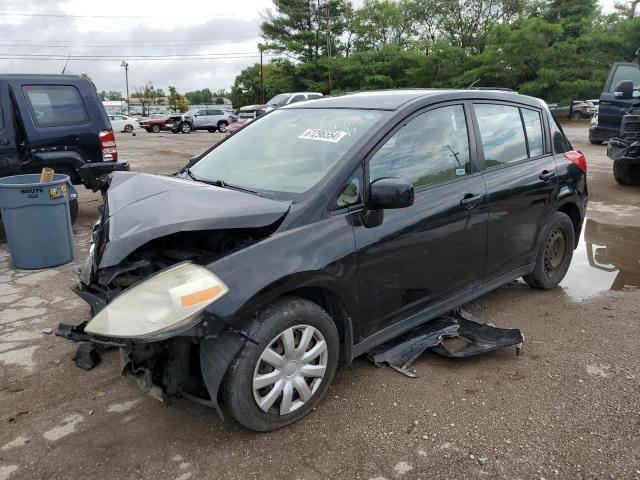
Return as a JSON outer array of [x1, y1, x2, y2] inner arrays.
[[65, 90, 587, 431], [0, 75, 129, 221], [589, 61, 640, 144]]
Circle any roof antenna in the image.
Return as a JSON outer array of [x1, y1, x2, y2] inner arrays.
[[61, 54, 71, 75], [467, 79, 480, 89]]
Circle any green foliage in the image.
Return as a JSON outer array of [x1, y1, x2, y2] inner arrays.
[[99, 90, 124, 101], [168, 86, 188, 113], [231, 0, 640, 108], [185, 88, 214, 105]]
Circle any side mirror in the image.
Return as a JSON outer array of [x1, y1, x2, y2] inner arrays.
[[369, 178, 414, 210], [614, 80, 634, 99]]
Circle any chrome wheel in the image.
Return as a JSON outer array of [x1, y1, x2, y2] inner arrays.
[[252, 324, 328, 416]]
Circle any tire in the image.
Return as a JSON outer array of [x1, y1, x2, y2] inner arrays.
[[222, 297, 339, 431], [124, 124, 134, 133], [217, 121, 228, 133], [613, 161, 640, 186], [571, 111, 582, 120], [523, 212, 575, 290], [151, 123, 161, 133], [180, 122, 192, 134], [69, 197, 78, 224], [207, 129, 215, 133]]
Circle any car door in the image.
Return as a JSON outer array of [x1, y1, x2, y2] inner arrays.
[[193, 109, 208, 128], [472, 102, 557, 281], [599, 62, 640, 137], [208, 109, 223, 126], [0, 81, 20, 176], [352, 103, 488, 341], [109, 115, 124, 132]]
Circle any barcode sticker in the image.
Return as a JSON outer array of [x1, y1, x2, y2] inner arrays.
[[298, 128, 348, 143]]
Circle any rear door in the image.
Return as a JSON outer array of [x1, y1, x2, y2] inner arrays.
[[599, 62, 640, 136], [353, 103, 488, 340], [0, 81, 20, 176], [472, 102, 557, 280]]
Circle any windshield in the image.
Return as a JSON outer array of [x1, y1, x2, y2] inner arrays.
[[266, 94, 291, 107], [189, 108, 385, 197]]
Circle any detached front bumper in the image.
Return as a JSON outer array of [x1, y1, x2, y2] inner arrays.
[[78, 160, 130, 191]]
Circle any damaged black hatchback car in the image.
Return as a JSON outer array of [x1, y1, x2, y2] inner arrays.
[[65, 90, 587, 431]]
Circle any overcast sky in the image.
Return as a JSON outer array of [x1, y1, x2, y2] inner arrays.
[[0, 0, 619, 95]]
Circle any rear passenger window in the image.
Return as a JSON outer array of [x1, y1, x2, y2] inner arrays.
[[475, 104, 527, 167], [521, 108, 544, 157], [369, 105, 471, 188], [22, 85, 88, 127], [549, 115, 572, 153]]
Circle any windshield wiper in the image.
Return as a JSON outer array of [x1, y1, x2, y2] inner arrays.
[[184, 167, 258, 194]]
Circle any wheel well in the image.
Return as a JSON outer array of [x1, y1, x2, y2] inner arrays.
[[284, 287, 353, 364], [558, 202, 581, 248]]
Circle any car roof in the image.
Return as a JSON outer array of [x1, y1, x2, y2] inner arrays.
[[282, 89, 544, 111], [0, 74, 91, 83]]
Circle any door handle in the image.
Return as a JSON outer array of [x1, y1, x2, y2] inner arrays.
[[539, 170, 556, 181], [460, 193, 482, 209], [0, 138, 9, 145]]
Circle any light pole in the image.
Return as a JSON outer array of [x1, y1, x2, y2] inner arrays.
[[120, 61, 130, 116]]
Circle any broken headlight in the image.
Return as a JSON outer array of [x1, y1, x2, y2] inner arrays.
[[84, 262, 228, 340]]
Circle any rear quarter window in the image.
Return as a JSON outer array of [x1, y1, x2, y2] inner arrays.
[[22, 85, 88, 127]]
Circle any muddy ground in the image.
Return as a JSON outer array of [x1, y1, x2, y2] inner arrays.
[[0, 126, 638, 480]]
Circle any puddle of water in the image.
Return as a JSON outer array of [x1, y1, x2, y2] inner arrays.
[[561, 218, 640, 302]]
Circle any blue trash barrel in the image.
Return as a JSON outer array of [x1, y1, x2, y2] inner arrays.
[[0, 173, 74, 269]]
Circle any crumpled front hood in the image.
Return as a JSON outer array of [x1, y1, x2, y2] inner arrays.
[[98, 171, 291, 269]]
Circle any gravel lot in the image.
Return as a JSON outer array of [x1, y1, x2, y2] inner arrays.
[[0, 125, 638, 480]]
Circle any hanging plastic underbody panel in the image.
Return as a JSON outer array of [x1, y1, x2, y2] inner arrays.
[[367, 309, 524, 377]]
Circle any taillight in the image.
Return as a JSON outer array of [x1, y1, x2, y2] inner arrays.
[[564, 150, 586, 172], [99, 129, 118, 162]]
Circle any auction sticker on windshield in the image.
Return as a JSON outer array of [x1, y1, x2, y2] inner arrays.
[[298, 128, 348, 143]]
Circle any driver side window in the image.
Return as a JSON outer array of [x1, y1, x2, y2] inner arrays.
[[369, 105, 471, 189]]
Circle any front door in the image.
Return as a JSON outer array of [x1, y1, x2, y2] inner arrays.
[[598, 62, 640, 137], [353, 103, 488, 341], [0, 82, 19, 176], [472, 102, 558, 280]]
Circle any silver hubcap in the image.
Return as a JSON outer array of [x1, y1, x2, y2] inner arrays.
[[253, 325, 328, 416]]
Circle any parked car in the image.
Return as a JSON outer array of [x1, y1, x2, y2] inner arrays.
[[589, 61, 640, 144], [167, 108, 235, 134], [226, 115, 254, 135], [138, 113, 169, 133], [570, 100, 598, 119], [263, 92, 323, 113], [63, 89, 587, 431], [109, 114, 141, 133], [0, 74, 129, 223]]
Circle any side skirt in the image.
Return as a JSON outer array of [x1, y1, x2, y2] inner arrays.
[[350, 264, 535, 360]]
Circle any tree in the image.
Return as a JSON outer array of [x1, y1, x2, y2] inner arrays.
[[230, 60, 297, 108], [167, 86, 188, 113], [185, 88, 214, 105], [349, 0, 414, 51], [261, 0, 350, 62], [99, 90, 124, 101]]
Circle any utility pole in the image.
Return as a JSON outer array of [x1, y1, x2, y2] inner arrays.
[[326, 1, 332, 94], [120, 61, 130, 116], [258, 43, 264, 104]]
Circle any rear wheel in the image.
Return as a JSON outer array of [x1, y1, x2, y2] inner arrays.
[[613, 161, 640, 185], [124, 124, 134, 133], [151, 123, 161, 133], [217, 121, 228, 133], [222, 297, 339, 431], [523, 212, 575, 290]]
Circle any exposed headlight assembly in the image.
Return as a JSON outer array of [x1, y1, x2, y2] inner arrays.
[[84, 262, 228, 340]]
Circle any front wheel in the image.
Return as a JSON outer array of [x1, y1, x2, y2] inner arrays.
[[523, 212, 575, 289], [180, 122, 192, 134], [222, 297, 339, 431], [613, 161, 640, 185]]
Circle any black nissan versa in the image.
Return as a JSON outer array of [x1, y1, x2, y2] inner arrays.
[[64, 89, 587, 431]]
